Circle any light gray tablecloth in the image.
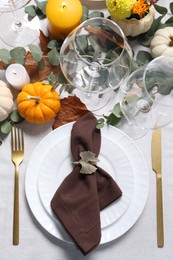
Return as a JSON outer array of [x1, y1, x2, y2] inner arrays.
[[1, 0, 173, 259]]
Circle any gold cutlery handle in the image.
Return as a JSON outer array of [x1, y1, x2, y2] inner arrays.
[[13, 165, 19, 245], [157, 175, 164, 247]]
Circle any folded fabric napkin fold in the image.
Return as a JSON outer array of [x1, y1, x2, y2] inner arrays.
[[51, 111, 122, 255]]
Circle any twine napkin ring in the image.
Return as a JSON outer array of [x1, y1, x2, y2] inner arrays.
[[73, 151, 99, 174]]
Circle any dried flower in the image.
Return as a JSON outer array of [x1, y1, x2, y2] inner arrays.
[[106, 0, 159, 20], [132, 0, 150, 19], [106, 0, 136, 20]]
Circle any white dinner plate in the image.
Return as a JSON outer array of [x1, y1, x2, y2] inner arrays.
[[37, 130, 134, 229], [25, 123, 149, 244]]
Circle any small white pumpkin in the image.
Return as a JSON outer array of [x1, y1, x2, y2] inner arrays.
[[0, 80, 14, 122], [150, 27, 173, 58], [111, 6, 155, 37]]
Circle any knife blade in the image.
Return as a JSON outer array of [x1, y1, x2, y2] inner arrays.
[[152, 128, 164, 247]]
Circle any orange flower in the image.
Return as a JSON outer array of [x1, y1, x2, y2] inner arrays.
[[132, 0, 150, 19]]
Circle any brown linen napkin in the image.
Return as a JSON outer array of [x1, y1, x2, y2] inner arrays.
[[51, 111, 122, 255]]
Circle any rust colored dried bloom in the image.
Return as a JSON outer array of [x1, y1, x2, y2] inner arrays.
[[132, 0, 150, 19]]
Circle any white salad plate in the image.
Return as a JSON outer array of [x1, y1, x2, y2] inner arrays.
[[25, 123, 149, 244]]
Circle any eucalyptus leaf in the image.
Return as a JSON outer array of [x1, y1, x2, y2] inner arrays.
[[34, 0, 47, 15], [0, 49, 11, 64], [106, 113, 121, 126], [137, 35, 152, 47], [96, 118, 105, 129], [146, 16, 164, 36], [154, 4, 167, 15], [64, 49, 78, 73], [38, 58, 45, 70], [57, 71, 68, 84], [103, 48, 120, 64], [10, 110, 24, 123], [10, 47, 26, 64], [170, 2, 173, 14], [136, 51, 152, 65], [59, 83, 75, 94], [0, 120, 12, 134], [112, 103, 122, 118], [159, 22, 173, 29], [48, 72, 59, 86], [47, 40, 60, 50], [82, 5, 89, 22], [165, 17, 173, 24], [157, 78, 173, 95], [158, 85, 173, 95], [89, 11, 104, 18], [76, 35, 88, 55], [88, 36, 101, 61], [36, 8, 46, 19], [25, 5, 37, 18], [47, 47, 60, 66], [28, 44, 43, 62], [131, 60, 140, 72]]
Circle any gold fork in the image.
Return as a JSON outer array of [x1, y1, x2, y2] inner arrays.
[[11, 126, 24, 245]]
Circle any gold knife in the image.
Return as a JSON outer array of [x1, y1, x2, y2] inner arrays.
[[152, 128, 164, 247]]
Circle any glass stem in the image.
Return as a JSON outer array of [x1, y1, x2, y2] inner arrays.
[[9, 0, 22, 30]]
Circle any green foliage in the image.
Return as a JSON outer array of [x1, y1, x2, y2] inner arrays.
[[25, 5, 37, 19], [47, 47, 60, 66], [0, 120, 12, 135], [28, 44, 43, 62], [10, 110, 24, 123], [0, 49, 11, 64], [0, 110, 24, 145], [132, 4, 168, 47], [48, 71, 59, 87], [25, 0, 47, 20], [96, 118, 105, 129], [82, 5, 89, 22], [136, 51, 153, 65], [10, 47, 26, 64], [89, 11, 104, 18], [97, 103, 122, 128]]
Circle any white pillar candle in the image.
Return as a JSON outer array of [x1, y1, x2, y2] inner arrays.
[[5, 64, 30, 90]]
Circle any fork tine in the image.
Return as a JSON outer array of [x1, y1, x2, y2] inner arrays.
[[17, 128, 20, 150], [11, 127, 13, 151], [18, 127, 24, 151], [14, 127, 17, 151], [11, 127, 24, 151], [21, 129, 24, 151]]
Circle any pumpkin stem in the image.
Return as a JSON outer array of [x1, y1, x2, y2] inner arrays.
[[169, 36, 173, 47], [27, 95, 41, 103]]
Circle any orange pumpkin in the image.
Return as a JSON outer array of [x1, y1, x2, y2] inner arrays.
[[17, 82, 60, 124]]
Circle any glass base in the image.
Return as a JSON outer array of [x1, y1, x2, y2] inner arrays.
[[116, 117, 149, 140], [0, 10, 39, 47], [73, 88, 112, 115]]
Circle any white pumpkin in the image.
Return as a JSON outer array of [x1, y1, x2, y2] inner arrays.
[[111, 6, 155, 37], [150, 27, 173, 58], [0, 80, 14, 122]]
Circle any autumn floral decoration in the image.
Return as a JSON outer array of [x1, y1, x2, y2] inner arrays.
[[106, 0, 159, 20]]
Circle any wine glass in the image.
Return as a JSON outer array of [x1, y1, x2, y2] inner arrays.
[[118, 56, 173, 139], [0, 0, 39, 47], [60, 17, 133, 112]]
